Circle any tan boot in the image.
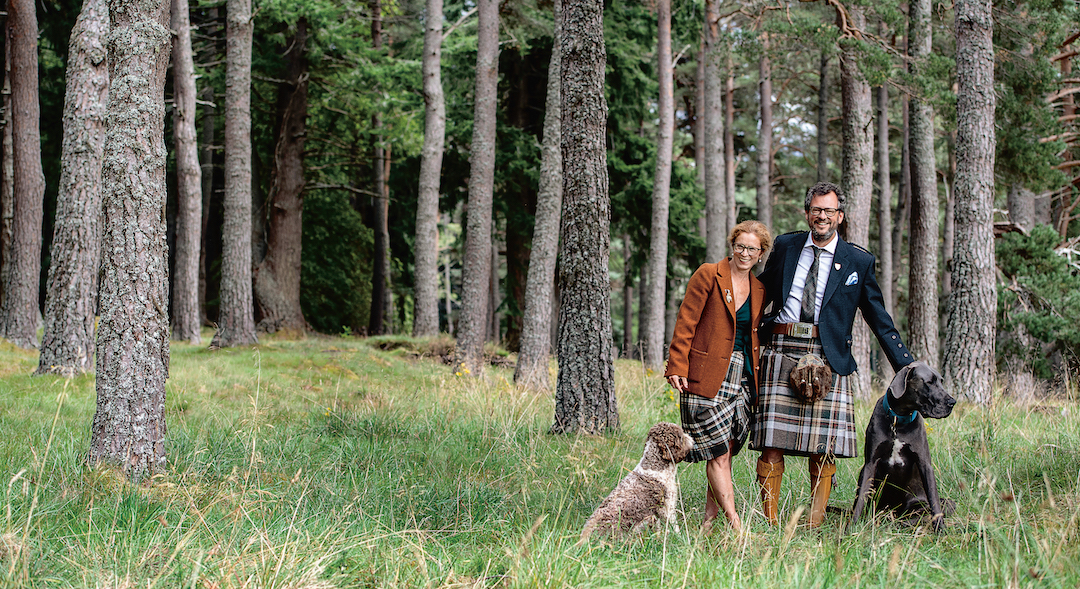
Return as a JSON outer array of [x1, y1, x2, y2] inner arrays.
[[756, 458, 785, 525], [808, 456, 836, 527]]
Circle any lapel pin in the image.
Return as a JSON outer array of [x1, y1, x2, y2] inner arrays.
[[725, 289, 733, 303], [834, 262, 841, 271]]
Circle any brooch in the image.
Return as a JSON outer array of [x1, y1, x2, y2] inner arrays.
[[725, 289, 733, 303]]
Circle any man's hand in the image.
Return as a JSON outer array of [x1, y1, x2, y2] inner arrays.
[[667, 375, 688, 393]]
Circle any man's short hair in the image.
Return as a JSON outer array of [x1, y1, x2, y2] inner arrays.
[[804, 182, 845, 212]]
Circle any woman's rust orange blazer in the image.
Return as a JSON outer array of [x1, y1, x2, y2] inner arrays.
[[663, 258, 766, 399]]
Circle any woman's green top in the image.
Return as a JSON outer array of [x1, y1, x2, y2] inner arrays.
[[733, 298, 754, 378]]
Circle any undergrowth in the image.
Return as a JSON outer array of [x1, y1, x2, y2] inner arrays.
[[0, 331, 1076, 587]]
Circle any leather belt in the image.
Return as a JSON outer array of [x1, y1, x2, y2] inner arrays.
[[771, 322, 819, 339]]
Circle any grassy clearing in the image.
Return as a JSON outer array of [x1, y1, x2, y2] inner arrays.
[[0, 332, 1077, 588]]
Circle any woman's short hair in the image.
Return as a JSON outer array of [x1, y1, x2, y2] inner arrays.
[[729, 220, 773, 255]]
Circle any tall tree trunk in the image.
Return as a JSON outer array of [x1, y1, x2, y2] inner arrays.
[[0, 0, 45, 349], [893, 91, 911, 301], [907, 0, 939, 366], [695, 37, 705, 189], [488, 239, 500, 341], [551, 0, 616, 434], [875, 83, 893, 318], [253, 19, 308, 334], [942, 130, 956, 299], [0, 56, 10, 306], [369, 0, 390, 336], [756, 38, 773, 229], [944, 0, 996, 402], [702, 0, 726, 261], [170, 0, 202, 344], [1007, 183, 1035, 232], [37, 0, 109, 375], [643, 0, 673, 371], [621, 235, 633, 359], [817, 51, 829, 182], [89, 0, 171, 479], [456, 0, 499, 373], [839, 6, 873, 397], [724, 56, 736, 230], [515, 0, 562, 389], [198, 43, 217, 326], [412, 0, 445, 337], [211, 0, 257, 347]]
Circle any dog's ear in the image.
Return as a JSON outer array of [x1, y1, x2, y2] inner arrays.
[[650, 423, 687, 463], [888, 363, 914, 403]]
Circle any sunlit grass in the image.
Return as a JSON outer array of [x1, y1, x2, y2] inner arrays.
[[0, 330, 1077, 587]]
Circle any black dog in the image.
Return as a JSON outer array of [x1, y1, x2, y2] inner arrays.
[[849, 361, 956, 532]]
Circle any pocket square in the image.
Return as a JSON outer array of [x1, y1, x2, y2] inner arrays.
[[845, 271, 859, 286]]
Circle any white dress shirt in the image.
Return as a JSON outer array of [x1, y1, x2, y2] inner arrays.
[[777, 233, 838, 324]]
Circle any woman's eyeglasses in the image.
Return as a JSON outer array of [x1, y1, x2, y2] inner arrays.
[[732, 243, 762, 254]]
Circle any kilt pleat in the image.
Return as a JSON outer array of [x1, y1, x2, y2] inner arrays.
[[749, 335, 857, 458], [680, 350, 752, 463]]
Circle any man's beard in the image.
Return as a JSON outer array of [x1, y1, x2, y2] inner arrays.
[[811, 225, 836, 242]]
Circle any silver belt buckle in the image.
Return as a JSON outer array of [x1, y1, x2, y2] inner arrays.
[[790, 322, 815, 338]]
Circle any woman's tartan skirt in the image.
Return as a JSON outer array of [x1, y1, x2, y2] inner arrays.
[[679, 350, 752, 463], [749, 334, 857, 458]]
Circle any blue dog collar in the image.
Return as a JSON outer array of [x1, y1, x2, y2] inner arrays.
[[882, 392, 919, 426]]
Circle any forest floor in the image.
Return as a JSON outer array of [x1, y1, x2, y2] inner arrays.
[[0, 332, 1077, 588]]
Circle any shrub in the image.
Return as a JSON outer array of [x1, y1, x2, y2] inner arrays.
[[996, 224, 1080, 379]]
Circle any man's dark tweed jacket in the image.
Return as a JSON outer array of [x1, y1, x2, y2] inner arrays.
[[757, 231, 914, 376]]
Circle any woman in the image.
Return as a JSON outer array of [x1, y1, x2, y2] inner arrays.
[[665, 220, 772, 531]]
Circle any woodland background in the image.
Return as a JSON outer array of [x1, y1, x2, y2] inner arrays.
[[0, 0, 1078, 449]]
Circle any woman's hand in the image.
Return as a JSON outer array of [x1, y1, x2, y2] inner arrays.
[[667, 375, 688, 393]]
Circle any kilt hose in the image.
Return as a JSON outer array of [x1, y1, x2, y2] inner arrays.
[[749, 334, 857, 458], [680, 350, 753, 463]]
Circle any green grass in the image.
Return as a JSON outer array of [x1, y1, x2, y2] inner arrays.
[[0, 332, 1077, 587]]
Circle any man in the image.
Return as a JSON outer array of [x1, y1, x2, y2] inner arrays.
[[752, 181, 914, 527]]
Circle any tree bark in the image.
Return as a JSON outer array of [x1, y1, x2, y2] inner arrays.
[[621, 234, 633, 359], [551, 0, 617, 434], [893, 91, 911, 301], [1007, 183, 1034, 232], [198, 38, 217, 326], [456, 0, 499, 373], [756, 38, 773, 229], [37, 0, 109, 375], [0, 0, 45, 349], [839, 6, 873, 397], [89, 0, 171, 479], [875, 83, 893, 318], [702, 0, 726, 262], [695, 37, 705, 190], [817, 50, 829, 182], [944, 0, 996, 402], [211, 0, 257, 347], [412, 0, 445, 337], [0, 58, 10, 306], [170, 0, 202, 344], [643, 0, 673, 371], [253, 19, 308, 335], [515, 0, 562, 389], [907, 0, 939, 367], [724, 56, 736, 230], [368, 0, 392, 336]]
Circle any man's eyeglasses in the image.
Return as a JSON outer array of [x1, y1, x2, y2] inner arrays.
[[808, 207, 840, 218], [732, 243, 762, 254]]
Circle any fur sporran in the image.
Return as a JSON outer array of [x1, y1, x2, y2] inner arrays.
[[778, 353, 831, 403]]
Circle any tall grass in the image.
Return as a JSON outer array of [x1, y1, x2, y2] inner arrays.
[[0, 334, 1076, 587]]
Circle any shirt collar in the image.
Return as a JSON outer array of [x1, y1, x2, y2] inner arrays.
[[802, 232, 839, 255]]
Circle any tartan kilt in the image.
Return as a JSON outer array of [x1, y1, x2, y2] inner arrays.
[[680, 350, 752, 463], [749, 335, 857, 458]]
